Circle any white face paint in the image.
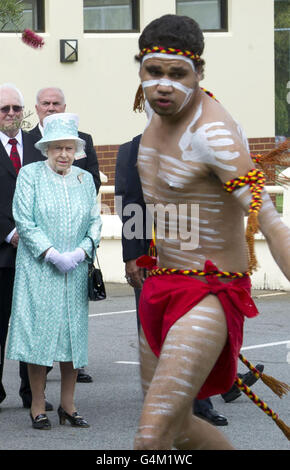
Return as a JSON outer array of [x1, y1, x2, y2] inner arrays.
[[142, 78, 194, 113], [142, 53, 196, 72], [141, 53, 195, 113]]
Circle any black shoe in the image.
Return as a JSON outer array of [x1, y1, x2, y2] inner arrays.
[[221, 385, 241, 403], [0, 382, 6, 403], [44, 400, 54, 411], [76, 370, 93, 383], [57, 406, 90, 427], [30, 413, 51, 430], [0, 383, 6, 404], [23, 399, 53, 411], [221, 363, 264, 403], [195, 408, 228, 426], [240, 363, 264, 387]]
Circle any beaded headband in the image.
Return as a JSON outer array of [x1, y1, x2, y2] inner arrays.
[[138, 46, 201, 62]]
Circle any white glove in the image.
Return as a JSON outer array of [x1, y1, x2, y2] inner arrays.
[[67, 247, 86, 264], [45, 247, 78, 274]]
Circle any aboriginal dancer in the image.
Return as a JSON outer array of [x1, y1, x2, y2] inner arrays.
[[122, 14, 290, 450]]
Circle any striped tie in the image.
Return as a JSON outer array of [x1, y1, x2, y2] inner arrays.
[[8, 138, 21, 175]]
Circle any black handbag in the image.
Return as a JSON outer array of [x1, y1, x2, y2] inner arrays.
[[88, 238, 106, 301]]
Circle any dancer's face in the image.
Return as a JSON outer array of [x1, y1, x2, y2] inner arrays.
[[139, 57, 199, 116]]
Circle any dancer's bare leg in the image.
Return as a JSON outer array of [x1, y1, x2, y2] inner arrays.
[[174, 411, 233, 450], [134, 294, 234, 450]]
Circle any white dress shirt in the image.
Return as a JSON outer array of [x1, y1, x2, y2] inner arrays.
[[38, 123, 44, 136], [0, 129, 23, 243]]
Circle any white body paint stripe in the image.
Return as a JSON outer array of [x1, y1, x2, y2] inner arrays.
[[142, 52, 196, 72]]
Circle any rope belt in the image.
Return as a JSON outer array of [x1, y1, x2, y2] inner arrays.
[[148, 267, 249, 279]]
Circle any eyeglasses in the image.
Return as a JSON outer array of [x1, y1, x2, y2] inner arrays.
[[0, 105, 23, 114]]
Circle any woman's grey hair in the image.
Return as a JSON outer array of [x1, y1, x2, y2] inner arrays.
[[0, 83, 25, 106], [41, 139, 85, 158]]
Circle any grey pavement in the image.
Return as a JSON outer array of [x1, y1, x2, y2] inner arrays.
[[0, 284, 289, 451]]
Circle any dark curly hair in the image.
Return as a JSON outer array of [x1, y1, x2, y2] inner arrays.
[[135, 14, 205, 73]]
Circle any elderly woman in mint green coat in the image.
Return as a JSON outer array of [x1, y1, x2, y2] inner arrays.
[[7, 113, 102, 430]]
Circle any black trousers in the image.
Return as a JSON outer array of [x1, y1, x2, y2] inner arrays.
[[0, 268, 15, 403]]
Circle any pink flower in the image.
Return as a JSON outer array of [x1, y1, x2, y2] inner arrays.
[[22, 29, 44, 49]]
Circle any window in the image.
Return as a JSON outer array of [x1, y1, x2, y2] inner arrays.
[[176, 0, 227, 31], [0, 0, 45, 32], [274, 0, 290, 138], [84, 0, 139, 32]]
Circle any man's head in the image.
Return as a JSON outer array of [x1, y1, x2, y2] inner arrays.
[[136, 15, 205, 76], [0, 84, 24, 137], [35, 87, 66, 126], [135, 15, 205, 116]]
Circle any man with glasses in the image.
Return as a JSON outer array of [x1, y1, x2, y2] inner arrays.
[[0, 83, 46, 407]]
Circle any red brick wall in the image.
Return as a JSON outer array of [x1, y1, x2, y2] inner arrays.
[[96, 137, 279, 214], [248, 137, 276, 154], [96, 145, 119, 213]]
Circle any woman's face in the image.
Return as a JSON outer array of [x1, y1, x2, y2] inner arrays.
[[47, 139, 76, 175]]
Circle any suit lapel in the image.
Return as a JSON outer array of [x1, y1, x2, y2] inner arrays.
[[0, 139, 17, 178], [22, 130, 44, 165], [29, 125, 42, 140], [22, 131, 33, 166]]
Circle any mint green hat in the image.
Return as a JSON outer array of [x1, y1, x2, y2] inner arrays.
[[34, 113, 85, 157]]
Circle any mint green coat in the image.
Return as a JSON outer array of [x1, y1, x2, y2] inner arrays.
[[7, 161, 102, 368]]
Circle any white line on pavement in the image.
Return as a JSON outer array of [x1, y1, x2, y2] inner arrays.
[[89, 309, 135, 317], [89, 309, 289, 356], [115, 361, 140, 365], [91, 291, 289, 318], [241, 340, 290, 350], [91, 290, 288, 318], [114, 340, 290, 365], [255, 292, 288, 298]]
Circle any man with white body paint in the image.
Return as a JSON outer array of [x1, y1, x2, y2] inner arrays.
[[123, 15, 290, 450]]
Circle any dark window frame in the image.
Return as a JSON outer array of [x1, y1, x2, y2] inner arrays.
[[176, 0, 228, 32], [35, 0, 45, 32], [0, 0, 45, 33], [84, 0, 140, 33]]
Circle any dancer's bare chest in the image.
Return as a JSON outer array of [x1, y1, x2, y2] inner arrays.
[[137, 131, 214, 206]]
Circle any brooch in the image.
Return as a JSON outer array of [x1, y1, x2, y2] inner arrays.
[[77, 173, 84, 183]]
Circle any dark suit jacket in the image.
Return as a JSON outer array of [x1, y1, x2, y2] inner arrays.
[[115, 134, 151, 262], [29, 124, 101, 193], [0, 131, 46, 268]]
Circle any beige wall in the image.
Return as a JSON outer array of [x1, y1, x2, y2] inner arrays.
[[0, 0, 274, 144]]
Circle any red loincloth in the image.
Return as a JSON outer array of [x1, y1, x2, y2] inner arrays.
[[138, 260, 259, 399]]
